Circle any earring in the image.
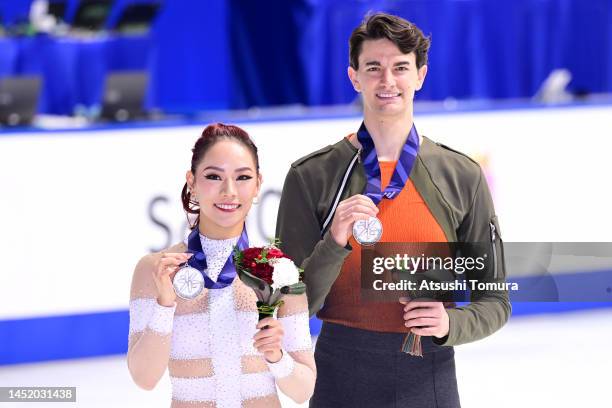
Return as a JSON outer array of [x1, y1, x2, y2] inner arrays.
[[191, 193, 199, 204], [252, 196, 259, 205]]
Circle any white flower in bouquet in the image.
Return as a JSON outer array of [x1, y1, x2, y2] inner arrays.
[[269, 257, 300, 292]]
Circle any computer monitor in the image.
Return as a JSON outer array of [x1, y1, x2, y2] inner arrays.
[[72, 0, 114, 31], [100, 71, 148, 122], [113, 2, 162, 33], [0, 76, 42, 127], [48, 1, 68, 23]]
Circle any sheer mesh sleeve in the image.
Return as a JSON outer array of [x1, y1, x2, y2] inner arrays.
[[127, 252, 175, 390], [267, 292, 316, 403]]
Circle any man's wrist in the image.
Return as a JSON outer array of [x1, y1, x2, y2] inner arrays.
[[435, 311, 450, 338], [330, 228, 347, 247], [434, 327, 450, 339]]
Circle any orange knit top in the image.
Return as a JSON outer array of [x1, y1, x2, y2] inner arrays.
[[317, 160, 448, 333]]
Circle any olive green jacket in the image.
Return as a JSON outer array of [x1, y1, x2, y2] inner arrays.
[[276, 135, 511, 346]]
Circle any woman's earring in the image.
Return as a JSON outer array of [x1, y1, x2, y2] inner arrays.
[[191, 193, 199, 204], [252, 196, 259, 205]]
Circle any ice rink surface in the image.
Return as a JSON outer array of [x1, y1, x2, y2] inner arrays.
[[1, 308, 610, 407]]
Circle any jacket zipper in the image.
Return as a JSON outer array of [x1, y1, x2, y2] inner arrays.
[[490, 222, 498, 279], [320, 148, 362, 234]]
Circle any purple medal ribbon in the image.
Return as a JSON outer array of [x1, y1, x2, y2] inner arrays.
[[186, 226, 249, 289], [356, 122, 420, 205]]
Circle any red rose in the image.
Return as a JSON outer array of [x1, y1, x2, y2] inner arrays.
[[253, 261, 274, 284], [237, 246, 275, 284], [240, 248, 262, 269], [242, 247, 264, 263], [267, 247, 285, 259]]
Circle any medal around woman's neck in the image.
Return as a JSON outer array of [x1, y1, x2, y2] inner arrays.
[[173, 264, 206, 300], [172, 225, 249, 300]]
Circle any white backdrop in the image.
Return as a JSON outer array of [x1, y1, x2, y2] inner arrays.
[[1, 104, 611, 319]]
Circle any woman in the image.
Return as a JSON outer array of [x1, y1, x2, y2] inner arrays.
[[128, 123, 316, 407]]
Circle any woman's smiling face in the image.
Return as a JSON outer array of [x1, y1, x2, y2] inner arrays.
[[187, 138, 261, 239]]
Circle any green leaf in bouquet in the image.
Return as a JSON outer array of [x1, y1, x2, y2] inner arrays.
[[256, 300, 284, 321], [236, 269, 272, 302], [269, 237, 281, 248], [255, 247, 269, 264], [280, 282, 306, 295], [268, 282, 307, 305], [233, 247, 245, 267], [268, 290, 283, 306]]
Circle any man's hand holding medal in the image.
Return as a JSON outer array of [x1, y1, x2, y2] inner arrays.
[[330, 194, 380, 247]]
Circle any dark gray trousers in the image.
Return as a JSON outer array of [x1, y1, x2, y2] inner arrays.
[[310, 322, 461, 408]]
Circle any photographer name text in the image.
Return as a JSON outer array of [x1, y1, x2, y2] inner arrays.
[[372, 279, 519, 291]]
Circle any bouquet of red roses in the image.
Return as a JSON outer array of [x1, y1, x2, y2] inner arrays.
[[233, 243, 306, 320]]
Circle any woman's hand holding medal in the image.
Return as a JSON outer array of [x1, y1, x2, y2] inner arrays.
[[330, 194, 379, 247], [153, 252, 193, 307]]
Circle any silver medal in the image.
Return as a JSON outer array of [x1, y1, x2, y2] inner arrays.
[[172, 265, 205, 300], [352, 216, 383, 246]]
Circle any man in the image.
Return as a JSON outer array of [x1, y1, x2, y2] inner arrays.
[[276, 12, 510, 407]]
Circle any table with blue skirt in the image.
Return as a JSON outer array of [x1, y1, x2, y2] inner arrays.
[[0, 33, 153, 115]]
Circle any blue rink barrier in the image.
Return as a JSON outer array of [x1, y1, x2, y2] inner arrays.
[[1, 271, 611, 366], [0, 310, 324, 365], [0, 311, 129, 365]]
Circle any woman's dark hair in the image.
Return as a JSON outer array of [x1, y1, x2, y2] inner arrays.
[[349, 12, 431, 70], [181, 123, 259, 223]]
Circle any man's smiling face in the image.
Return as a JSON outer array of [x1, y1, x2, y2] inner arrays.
[[348, 38, 427, 120]]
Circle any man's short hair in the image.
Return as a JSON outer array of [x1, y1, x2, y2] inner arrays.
[[349, 12, 431, 70]]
